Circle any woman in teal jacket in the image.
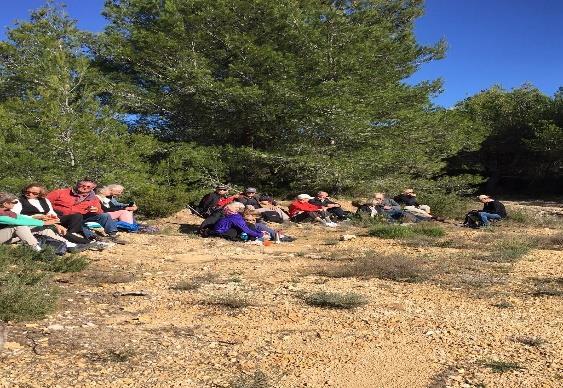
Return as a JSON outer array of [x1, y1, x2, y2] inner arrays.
[[0, 192, 63, 251]]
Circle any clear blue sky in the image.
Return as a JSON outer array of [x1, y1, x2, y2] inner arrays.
[[1, 0, 561, 107]]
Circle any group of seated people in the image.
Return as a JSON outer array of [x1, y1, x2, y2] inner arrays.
[[1, 179, 509, 253], [0, 179, 139, 254]]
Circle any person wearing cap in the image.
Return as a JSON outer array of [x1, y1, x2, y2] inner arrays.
[[236, 187, 262, 209], [477, 195, 507, 226], [394, 188, 432, 219], [252, 194, 290, 222], [288, 194, 338, 227], [308, 191, 350, 220], [197, 185, 236, 217]]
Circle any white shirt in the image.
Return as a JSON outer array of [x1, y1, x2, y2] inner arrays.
[[13, 198, 57, 216]]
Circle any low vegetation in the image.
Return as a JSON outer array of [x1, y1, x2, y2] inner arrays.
[[0, 245, 87, 322], [231, 370, 270, 388], [369, 223, 445, 239], [480, 360, 524, 373], [482, 239, 533, 263], [205, 292, 254, 309], [303, 291, 367, 309], [319, 253, 424, 283], [171, 273, 219, 291]]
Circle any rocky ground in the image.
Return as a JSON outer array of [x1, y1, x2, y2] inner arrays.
[[1, 203, 562, 388]]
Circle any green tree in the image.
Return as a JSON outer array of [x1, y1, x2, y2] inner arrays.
[[455, 84, 562, 194], [97, 0, 482, 194]]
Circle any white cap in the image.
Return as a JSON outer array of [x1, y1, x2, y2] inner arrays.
[[297, 194, 314, 200], [478, 195, 489, 200]]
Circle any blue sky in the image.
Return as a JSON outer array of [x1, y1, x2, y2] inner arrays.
[[1, 0, 561, 107]]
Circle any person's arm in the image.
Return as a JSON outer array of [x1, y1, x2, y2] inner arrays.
[[231, 217, 263, 239], [0, 215, 45, 227]]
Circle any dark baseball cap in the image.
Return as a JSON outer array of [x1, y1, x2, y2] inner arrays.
[[215, 185, 229, 190], [244, 187, 257, 193]]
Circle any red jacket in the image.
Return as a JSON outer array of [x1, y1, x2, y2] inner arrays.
[[288, 200, 321, 218], [47, 188, 102, 216]]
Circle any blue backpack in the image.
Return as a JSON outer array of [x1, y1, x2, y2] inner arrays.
[[115, 221, 140, 232]]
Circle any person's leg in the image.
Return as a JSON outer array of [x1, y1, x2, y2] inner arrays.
[[419, 205, 431, 213], [254, 222, 276, 240], [57, 214, 90, 243], [32, 227, 70, 244], [200, 210, 223, 230], [328, 207, 347, 220], [0, 227, 17, 244], [84, 213, 118, 235], [13, 226, 40, 246], [404, 206, 432, 219], [108, 210, 135, 224], [478, 212, 501, 226]]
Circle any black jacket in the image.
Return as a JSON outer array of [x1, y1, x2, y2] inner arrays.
[[483, 200, 507, 218], [198, 192, 223, 214], [393, 194, 418, 207], [309, 197, 339, 207]]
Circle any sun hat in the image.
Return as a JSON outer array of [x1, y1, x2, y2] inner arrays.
[[296, 194, 314, 200]]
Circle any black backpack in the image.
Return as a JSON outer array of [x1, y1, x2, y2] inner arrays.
[[463, 211, 482, 228], [36, 235, 68, 256]]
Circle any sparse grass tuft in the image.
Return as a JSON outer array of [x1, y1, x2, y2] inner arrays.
[[530, 277, 563, 297], [533, 233, 563, 250], [171, 273, 218, 291], [87, 348, 135, 363], [319, 253, 424, 283], [231, 370, 270, 388], [369, 224, 414, 239], [303, 291, 367, 309], [481, 360, 523, 373], [482, 239, 533, 263], [508, 210, 528, 224], [44, 255, 89, 273], [206, 292, 253, 309], [351, 213, 387, 228], [369, 223, 445, 240], [492, 300, 514, 309], [512, 336, 545, 347]]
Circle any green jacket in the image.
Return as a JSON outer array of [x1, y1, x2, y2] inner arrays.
[[0, 214, 44, 227]]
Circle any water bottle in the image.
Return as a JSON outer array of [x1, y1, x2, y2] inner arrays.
[[239, 232, 249, 241]]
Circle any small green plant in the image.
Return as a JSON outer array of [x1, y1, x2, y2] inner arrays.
[[0, 275, 58, 322], [483, 239, 532, 263], [44, 255, 89, 273], [492, 300, 513, 309], [206, 292, 253, 308], [481, 360, 523, 373], [531, 277, 563, 297], [171, 273, 218, 291], [412, 224, 445, 237], [320, 253, 424, 283], [351, 213, 387, 228], [369, 224, 414, 239], [511, 336, 545, 347], [303, 291, 367, 309], [231, 370, 270, 388], [508, 210, 528, 224]]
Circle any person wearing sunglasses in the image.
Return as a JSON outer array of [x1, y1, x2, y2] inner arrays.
[[13, 183, 94, 246], [0, 192, 66, 251], [46, 178, 122, 242]]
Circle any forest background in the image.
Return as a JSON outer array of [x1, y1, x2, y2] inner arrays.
[[0, 0, 561, 217]]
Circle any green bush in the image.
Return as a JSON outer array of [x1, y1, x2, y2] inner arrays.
[[303, 291, 367, 309], [0, 245, 86, 321], [483, 239, 533, 262], [369, 225, 415, 239], [418, 192, 472, 219], [412, 224, 445, 237]]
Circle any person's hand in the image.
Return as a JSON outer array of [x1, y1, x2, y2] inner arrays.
[[88, 206, 98, 213], [383, 205, 391, 210], [328, 204, 339, 208], [125, 205, 137, 211], [262, 231, 271, 240], [43, 218, 60, 225], [32, 214, 49, 220], [54, 224, 67, 235]]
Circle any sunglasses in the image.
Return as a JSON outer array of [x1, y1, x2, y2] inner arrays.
[[25, 191, 41, 195], [10, 200, 19, 204]]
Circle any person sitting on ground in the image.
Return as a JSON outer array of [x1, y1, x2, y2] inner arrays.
[[309, 191, 350, 220], [213, 202, 267, 241], [197, 185, 236, 217], [106, 184, 138, 212], [13, 183, 92, 246], [0, 192, 69, 251], [393, 188, 433, 220], [96, 186, 135, 224], [243, 209, 296, 242], [236, 187, 262, 209], [358, 193, 404, 220], [47, 178, 122, 242], [251, 194, 290, 223], [477, 194, 507, 226], [288, 194, 338, 227]]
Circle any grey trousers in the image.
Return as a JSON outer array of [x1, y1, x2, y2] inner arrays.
[[0, 226, 64, 246]]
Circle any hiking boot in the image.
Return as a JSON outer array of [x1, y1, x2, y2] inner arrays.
[[67, 244, 92, 253], [279, 236, 297, 242], [99, 234, 127, 245]]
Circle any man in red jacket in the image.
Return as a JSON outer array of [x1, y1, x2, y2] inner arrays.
[[288, 194, 338, 227], [47, 178, 119, 239]]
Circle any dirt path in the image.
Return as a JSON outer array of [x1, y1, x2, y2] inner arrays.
[[1, 209, 562, 387]]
